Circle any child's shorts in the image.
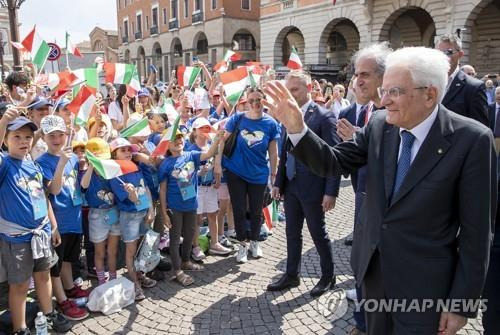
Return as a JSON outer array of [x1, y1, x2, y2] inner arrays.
[[88, 207, 121, 243], [197, 185, 219, 214], [50, 233, 82, 277], [217, 183, 230, 201], [0, 238, 58, 284], [119, 210, 147, 243]]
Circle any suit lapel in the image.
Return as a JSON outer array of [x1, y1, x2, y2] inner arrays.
[[383, 125, 400, 204], [390, 106, 453, 207], [304, 103, 316, 124], [442, 71, 465, 106]]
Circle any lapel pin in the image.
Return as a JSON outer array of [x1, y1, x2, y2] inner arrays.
[[437, 148, 443, 154], [456, 83, 461, 86]]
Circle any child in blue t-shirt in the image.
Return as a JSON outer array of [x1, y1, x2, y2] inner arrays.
[[0, 114, 72, 334], [158, 127, 222, 287], [36, 115, 89, 321], [81, 138, 120, 286], [109, 137, 156, 301]]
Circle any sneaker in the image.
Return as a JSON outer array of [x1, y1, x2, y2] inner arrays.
[[46, 310, 73, 333], [278, 212, 286, 222], [209, 243, 232, 256], [65, 285, 90, 299], [191, 246, 206, 261], [73, 276, 84, 286], [249, 240, 263, 258], [226, 229, 236, 238], [236, 244, 248, 263], [12, 328, 30, 335], [346, 288, 358, 301], [58, 300, 89, 321], [139, 275, 157, 288], [135, 284, 146, 301], [219, 235, 233, 248]]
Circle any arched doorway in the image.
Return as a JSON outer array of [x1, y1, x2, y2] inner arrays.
[[137, 46, 146, 81], [93, 40, 104, 51], [193, 32, 209, 64], [152, 42, 163, 81], [380, 7, 436, 49], [171, 38, 183, 72], [274, 26, 305, 68], [467, 0, 500, 76], [232, 29, 257, 63]]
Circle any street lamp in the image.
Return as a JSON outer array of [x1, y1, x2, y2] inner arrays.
[[0, 0, 26, 71]]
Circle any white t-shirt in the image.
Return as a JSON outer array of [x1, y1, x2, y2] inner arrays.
[[107, 101, 124, 125]]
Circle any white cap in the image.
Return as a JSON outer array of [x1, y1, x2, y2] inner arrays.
[[40, 115, 66, 134]]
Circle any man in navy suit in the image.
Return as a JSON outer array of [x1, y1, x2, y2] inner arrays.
[[267, 71, 341, 297], [488, 87, 500, 133], [436, 34, 489, 127]]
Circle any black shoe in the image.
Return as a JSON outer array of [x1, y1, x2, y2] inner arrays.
[[12, 328, 31, 335], [310, 276, 336, 297], [147, 269, 166, 281], [46, 310, 72, 333], [267, 274, 300, 292], [156, 258, 172, 272], [344, 239, 353, 246]]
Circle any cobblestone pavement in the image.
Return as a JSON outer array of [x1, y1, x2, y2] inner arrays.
[[62, 182, 484, 334]]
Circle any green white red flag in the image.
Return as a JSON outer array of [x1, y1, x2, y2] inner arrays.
[[86, 151, 139, 179], [66, 85, 97, 126], [177, 66, 202, 88], [151, 114, 181, 157], [35, 70, 78, 91], [120, 117, 151, 138], [21, 26, 50, 72], [103, 63, 141, 93], [220, 67, 249, 106], [65, 32, 82, 57], [287, 46, 303, 70]]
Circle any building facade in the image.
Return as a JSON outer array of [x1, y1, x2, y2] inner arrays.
[[260, 0, 500, 81], [90, 27, 120, 63], [116, 0, 260, 83], [0, 7, 14, 76]]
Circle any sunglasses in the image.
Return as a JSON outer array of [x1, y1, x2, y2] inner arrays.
[[441, 49, 459, 56]]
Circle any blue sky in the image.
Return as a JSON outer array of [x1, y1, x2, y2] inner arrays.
[[18, 0, 117, 45]]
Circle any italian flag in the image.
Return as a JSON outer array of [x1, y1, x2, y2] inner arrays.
[[103, 63, 141, 93], [66, 85, 97, 126], [151, 114, 181, 157], [177, 66, 202, 88], [72, 68, 99, 92], [287, 46, 303, 70], [213, 60, 228, 74], [65, 32, 82, 57], [86, 151, 139, 180], [220, 67, 249, 106], [21, 26, 50, 72], [120, 117, 151, 138], [35, 70, 78, 91], [262, 200, 278, 230], [224, 50, 241, 62]]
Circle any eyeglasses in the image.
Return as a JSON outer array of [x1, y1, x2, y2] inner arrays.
[[377, 86, 428, 99], [441, 49, 459, 57], [247, 98, 262, 105]]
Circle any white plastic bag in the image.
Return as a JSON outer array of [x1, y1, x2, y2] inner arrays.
[[134, 229, 160, 273], [87, 277, 135, 315]]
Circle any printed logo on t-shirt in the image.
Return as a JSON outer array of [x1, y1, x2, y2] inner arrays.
[[137, 178, 148, 196], [240, 129, 265, 147], [64, 169, 78, 194], [171, 161, 195, 182], [97, 190, 114, 205], [16, 172, 44, 199]]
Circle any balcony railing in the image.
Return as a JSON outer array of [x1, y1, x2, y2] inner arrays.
[[135, 31, 142, 40], [122, 35, 128, 43], [192, 11, 203, 24], [169, 19, 179, 30], [282, 0, 294, 9], [150, 26, 158, 35]]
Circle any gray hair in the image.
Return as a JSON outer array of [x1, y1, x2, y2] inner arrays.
[[352, 42, 393, 77], [496, 86, 500, 94], [437, 34, 462, 51], [285, 70, 312, 86], [385, 47, 450, 103]]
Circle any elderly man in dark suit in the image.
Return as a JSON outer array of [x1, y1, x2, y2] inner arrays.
[[488, 86, 500, 133], [267, 71, 341, 298], [436, 34, 489, 126], [263, 47, 496, 335]]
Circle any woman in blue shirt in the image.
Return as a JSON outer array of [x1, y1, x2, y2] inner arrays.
[[215, 88, 280, 264]]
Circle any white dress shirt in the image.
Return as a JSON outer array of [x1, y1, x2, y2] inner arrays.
[[398, 105, 439, 163], [445, 66, 460, 93]]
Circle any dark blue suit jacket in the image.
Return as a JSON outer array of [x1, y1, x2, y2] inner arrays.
[[488, 103, 497, 132], [275, 102, 341, 202]]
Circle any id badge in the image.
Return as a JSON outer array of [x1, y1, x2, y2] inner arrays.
[[31, 195, 48, 220], [201, 169, 214, 184], [104, 207, 119, 226], [136, 192, 150, 211], [71, 187, 83, 206], [152, 173, 159, 188], [178, 180, 196, 201]]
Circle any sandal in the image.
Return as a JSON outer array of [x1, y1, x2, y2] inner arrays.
[[175, 271, 194, 286], [181, 261, 204, 271]]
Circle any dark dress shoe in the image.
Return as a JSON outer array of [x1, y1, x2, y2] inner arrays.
[[344, 238, 353, 246], [310, 276, 336, 297], [267, 274, 300, 291]]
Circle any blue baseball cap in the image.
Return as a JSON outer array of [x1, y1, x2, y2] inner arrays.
[[138, 88, 150, 97], [7, 117, 37, 131], [56, 98, 71, 110], [28, 96, 53, 110]]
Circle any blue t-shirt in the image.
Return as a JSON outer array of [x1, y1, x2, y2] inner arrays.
[[148, 132, 162, 146], [185, 142, 214, 185], [158, 151, 201, 212], [222, 112, 280, 184], [36, 153, 82, 234], [84, 173, 115, 209], [110, 170, 150, 212], [209, 106, 227, 124], [0, 154, 51, 244], [138, 162, 159, 202]]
